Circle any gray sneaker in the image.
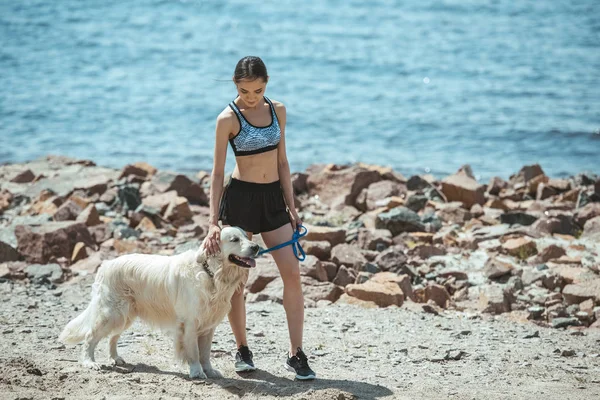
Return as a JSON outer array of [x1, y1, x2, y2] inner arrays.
[[234, 345, 256, 372]]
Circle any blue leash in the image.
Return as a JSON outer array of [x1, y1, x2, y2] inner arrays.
[[257, 224, 308, 261]]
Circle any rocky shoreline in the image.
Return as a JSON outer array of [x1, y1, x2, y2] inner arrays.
[[1, 155, 600, 399]]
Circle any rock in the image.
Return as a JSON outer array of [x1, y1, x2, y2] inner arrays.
[[0, 240, 20, 262], [136, 216, 157, 232], [425, 284, 451, 308], [119, 163, 157, 179], [361, 180, 407, 211], [15, 222, 95, 264], [0, 189, 13, 213], [405, 195, 428, 212], [575, 203, 600, 227], [582, 216, 600, 240], [406, 175, 431, 191], [70, 252, 104, 275], [302, 225, 346, 246], [291, 172, 308, 194], [484, 257, 515, 280], [248, 277, 284, 304], [356, 229, 392, 251], [246, 257, 280, 293], [24, 263, 63, 284], [333, 265, 357, 287], [164, 196, 193, 226], [75, 204, 101, 227], [113, 239, 147, 254], [370, 272, 413, 300], [331, 244, 368, 270], [10, 169, 36, 183], [300, 255, 328, 282], [533, 245, 566, 264], [562, 280, 600, 305], [301, 240, 331, 260], [437, 203, 472, 224], [321, 261, 339, 282], [487, 177, 508, 196], [479, 285, 511, 314], [502, 237, 538, 259], [71, 242, 88, 263], [306, 164, 382, 208], [509, 164, 545, 186], [441, 171, 485, 208], [373, 246, 410, 275], [551, 318, 581, 329], [375, 207, 425, 235], [345, 281, 404, 307], [527, 306, 545, 320], [531, 214, 579, 237], [142, 191, 179, 214], [409, 244, 446, 260], [149, 171, 208, 205], [500, 212, 538, 226], [53, 200, 83, 221], [302, 277, 345, 303]]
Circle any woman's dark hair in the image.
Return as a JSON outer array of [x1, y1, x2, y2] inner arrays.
[[233, 56, 268, 83]]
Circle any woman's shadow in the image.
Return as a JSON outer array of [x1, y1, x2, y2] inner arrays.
[[216, 369, 393, 399]]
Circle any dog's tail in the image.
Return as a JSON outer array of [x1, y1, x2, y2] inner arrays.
[[58, 264, 107, 344]]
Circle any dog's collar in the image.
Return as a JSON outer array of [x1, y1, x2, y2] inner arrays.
[[201, 261, 214, 279]]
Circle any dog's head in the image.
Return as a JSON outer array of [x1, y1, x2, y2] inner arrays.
[[196, 226, 260, 273], [219, 227, 260, 269]]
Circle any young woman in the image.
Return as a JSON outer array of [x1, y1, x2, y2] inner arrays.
[[201, 56, 315, 380]]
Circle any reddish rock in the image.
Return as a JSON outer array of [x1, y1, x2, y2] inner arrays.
[[484, 257, 515, 279], [437, 202, 473, 224], [409, 244, 446, 259], [15, 222, 95, 264], [371, 272, 413, 300], [582, 216, 600, 240], [360, 180, 407, 211], [333, 265, 357, 287], [0, 189, 13, 213], [374, 246, 409, 274], [246, 257, 280, 293], [356, 229, 392, 251], [113, 239, 147, 254], [150, 172, 208, 205], [291, 172, 308, 194], [509, 164, 545, 185], [142, 190, 178, 214], [441, 172, 485, 208], [425, 283, 451, 308], [536, 183, 557, 200], [136, 216, 157, 232], [119, 162, 157, 179], [53, 200, 83, 221], [300, 255, 328, 282], [479, 285, 511, 314], [562, 280, 600, 305], [321, 261, 339, 282], [302, 224, 346, 246], [345, 281, 404, 307], [70, 251, 104, 275], [306, 164, 381, 208], [301, 240, 331, 261], [331, 244, 368, 270], [164, 196, 193, 226], [71, 242, 88, 263], [302, 276, 345, 303], [487, 177, 508, 196], [10, 169, 36, 183], [75, 204, 101, 227], [502, 237, 538, 259], [575, 203, 600, 228], [0, 240, 20, 262], [534, 244, 566, 263]]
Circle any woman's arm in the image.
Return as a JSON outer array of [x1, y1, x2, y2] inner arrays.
[[204, 112, 232, 255], [274, 102, 302, 231]]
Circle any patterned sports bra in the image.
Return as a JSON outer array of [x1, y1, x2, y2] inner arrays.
[[228, 96, 281, 156]]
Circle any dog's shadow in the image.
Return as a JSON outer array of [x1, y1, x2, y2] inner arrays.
[[217, 369, 393, 399], [117, 363, 392, 398]]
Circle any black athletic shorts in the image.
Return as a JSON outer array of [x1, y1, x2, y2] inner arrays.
[[218, 178, 291, 234]]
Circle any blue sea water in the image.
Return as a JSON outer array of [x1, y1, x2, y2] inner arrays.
[[1, 0, 599, 181]]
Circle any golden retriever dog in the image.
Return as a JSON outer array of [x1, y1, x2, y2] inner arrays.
[[59, 226, 259, 379]]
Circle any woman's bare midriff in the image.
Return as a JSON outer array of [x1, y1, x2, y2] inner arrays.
[[231, 149, 279, 183]]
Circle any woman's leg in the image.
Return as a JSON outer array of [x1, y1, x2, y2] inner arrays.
[[228, 230, 253, 348], [261, 223, 304, 355]]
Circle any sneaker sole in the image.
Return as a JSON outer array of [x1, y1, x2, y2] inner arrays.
[[284, 363, 316, 380], [235, 363, 257, 372]]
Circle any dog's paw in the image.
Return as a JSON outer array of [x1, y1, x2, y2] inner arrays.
[[189, 363, 207, 379], [204, 368, 223, 379], [112, 356, 126, 366], [82, 360, 102, 370]]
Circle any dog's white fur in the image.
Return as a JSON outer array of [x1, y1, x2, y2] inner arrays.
[[59, 227, 258, 379]]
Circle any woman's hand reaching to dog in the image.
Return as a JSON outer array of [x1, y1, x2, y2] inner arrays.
[[203, 223, 221, 256]]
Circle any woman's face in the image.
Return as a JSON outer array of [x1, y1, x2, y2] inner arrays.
[[234, 77, 268, 108]]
